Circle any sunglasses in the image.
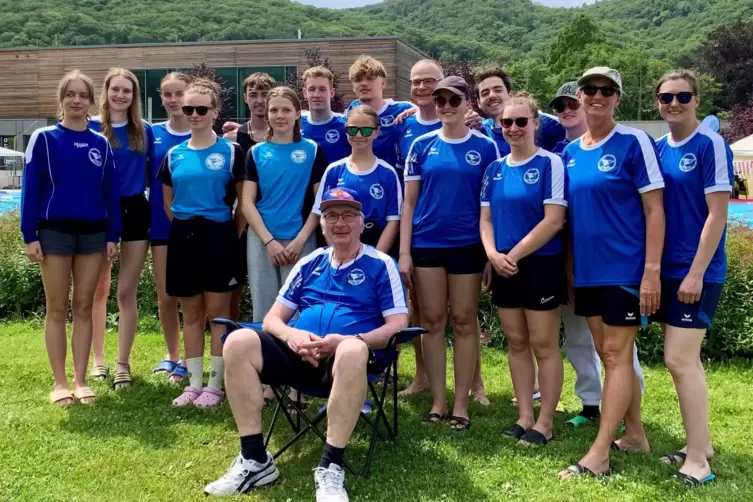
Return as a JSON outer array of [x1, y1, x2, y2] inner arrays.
[[581, 85, 618, 97], [433, 95, 463, 108], [501, 117, 533, 129], [657, 92, 696, 105], [181, 105, 213, 116], [553, 99, 580, 114], [345, 126, 376, 137]]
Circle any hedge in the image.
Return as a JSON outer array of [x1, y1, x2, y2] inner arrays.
[[1, 211, 751, 362]]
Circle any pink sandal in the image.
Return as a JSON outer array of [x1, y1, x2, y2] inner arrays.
[[193, 387, 224, 408], [172, 386, 202, 407]]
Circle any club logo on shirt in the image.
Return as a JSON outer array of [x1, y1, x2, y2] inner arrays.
[[337, 176, 345, 186], [205, 153, 226, 171], [348, 268, 366, 286], [465, 150, 481, 166], [370, 184, 384, 199], [154, 137, 163, 144], [524, 168, 540, 184], [325, 130, 340, 143], [291, 150, 307, 163], [263, 150, 274, 159], [597, 154, 617, 172], [679, 153, 697, 173], [380, 115, 395, 128], [567, 159, 576, 168], [404, 129, 413, 138], [88, 148, 102, 167], [428, 147, 438, 156], [493, 170, 503, 181]]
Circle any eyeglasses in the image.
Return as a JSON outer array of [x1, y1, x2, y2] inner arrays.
[[345, 126, 376, 137], [181, 105, 213, 116], [552, 99, 580, 114], [657, 92, 696, 105], [501, 117, 533, 129], [433, 95, 463, 108], [323, 212, 358, 224], [411, 78, 439, 87], [581, 85, 618, 97]]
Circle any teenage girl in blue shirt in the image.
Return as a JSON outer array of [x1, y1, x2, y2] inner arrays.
[[21, 71, 119, 406]]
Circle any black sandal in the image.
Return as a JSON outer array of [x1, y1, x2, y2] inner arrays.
[[503, 423, 527, 439], [421, 412, 447, 424], [449, 415, 471, 431], [519, 429, 551, 446], [672, 471, 716, 487], [561, 462, 611, 479], [660, 451, 687, 464]]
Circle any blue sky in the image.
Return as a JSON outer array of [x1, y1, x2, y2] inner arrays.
[[296, 0, 597, 7]]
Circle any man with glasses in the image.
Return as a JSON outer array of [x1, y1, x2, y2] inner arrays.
[[206, 187, 408, 502], [474, 65, 566, 155], [345, 55, 413, 167]]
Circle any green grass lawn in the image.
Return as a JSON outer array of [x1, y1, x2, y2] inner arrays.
[[1, 321, 752, 502]]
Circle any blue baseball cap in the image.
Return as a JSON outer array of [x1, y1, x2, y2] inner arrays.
[[319, 187, 362, 212]]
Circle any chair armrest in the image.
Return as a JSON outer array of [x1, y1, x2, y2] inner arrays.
[[389, 327, 427, 347]]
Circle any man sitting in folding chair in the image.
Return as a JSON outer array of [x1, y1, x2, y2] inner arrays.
[[205, 187, 408, 501]]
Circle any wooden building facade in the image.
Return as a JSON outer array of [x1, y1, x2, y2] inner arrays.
[[0, 36, 426, 151]]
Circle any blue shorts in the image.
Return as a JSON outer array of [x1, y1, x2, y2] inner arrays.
[[651, 277, 723, 329]]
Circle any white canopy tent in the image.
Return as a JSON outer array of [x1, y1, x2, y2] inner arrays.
[[0, 146, 23, 157], [731, 134, 753, 178]]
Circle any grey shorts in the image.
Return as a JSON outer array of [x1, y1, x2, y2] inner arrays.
[[38, 229, 106, 255]]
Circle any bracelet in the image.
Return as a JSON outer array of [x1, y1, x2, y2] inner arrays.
[[264, 238, 275, 247]]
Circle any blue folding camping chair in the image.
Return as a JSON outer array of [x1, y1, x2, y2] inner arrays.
[[213, 318, 426, 478]]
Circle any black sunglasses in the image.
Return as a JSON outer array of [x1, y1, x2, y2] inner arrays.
[[433, 95, 463, 108], [657, 92, 696, 105], [581, 85, 618, 97], [345, 126, 376, 137], [181, 105, 213, 116], [501, 117, 533, 129], [552, 99, 581, 114]]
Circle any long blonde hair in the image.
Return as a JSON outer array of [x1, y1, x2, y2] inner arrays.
[[57, 70, 95, 120], [99, 67, 146, 152]]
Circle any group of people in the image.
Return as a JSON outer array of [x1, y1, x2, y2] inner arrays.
[[20, 51, 732, 501]]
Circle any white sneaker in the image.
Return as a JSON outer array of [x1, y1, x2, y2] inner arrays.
[[314, 463, 349, 502], [204, 452, 279, 496]]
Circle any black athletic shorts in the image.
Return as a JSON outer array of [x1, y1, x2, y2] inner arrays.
[[361, 221, 399, 258], [491, 253, 565, 310], [411, 242, 486, 275], [120, 194, 150, 242], [166, 217, 239, 297], [574, 285, 644, 327]]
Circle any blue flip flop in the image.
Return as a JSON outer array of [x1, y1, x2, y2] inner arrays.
[[169, 361, 188, 382], [673, 472, 716, 488], [153, 359, 178, 375]]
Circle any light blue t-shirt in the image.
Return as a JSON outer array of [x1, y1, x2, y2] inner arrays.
[[562, 124, 665, 287], [405, 129, 500, 248], [657, 124, 733, 283], [481, 148, 567, 255]]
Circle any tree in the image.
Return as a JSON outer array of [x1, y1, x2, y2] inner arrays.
[[698, 22, 753, 111], [188, 61, 235, 133], [284, 47, 346, 113], [722, 101, 753, 144], [438, 59, 479, 110], [548, 14, 608, 76]]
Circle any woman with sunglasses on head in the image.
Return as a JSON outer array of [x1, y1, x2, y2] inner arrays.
[[481, 92, 566, 445], [240, 87, 329, 324], [558, 67, 665, 479], [652, 69, 732, 487], [21, 70, 120, 406], [314, 104, 402, 254], [400, 76, 499, 431], [89, 68, 154, 390], [149, 72, 192, 382], [158, 79, 246, 408], [549, 82, 647, 429]]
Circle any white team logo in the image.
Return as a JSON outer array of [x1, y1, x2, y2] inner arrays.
[[493, 170, 503, 181], [428, 147, 438, 156], [288, 274, 303, 292], [337, 177, 345, 186], [348, 268, 366, 286], [567, 159, 576, 168], [679, 153, 697, 172], [465, 150, 481, 166], [325, 130, 340, 144], [154, 137, 162, 144], [380, 115, 395, 127], [205, 153, 225, 171], [264, 150, 274, 159], [88, 148, 102, 167], [682, 313, 693, 323], [524, 168, 540, 184], [370, 184, 384, 199], [597, 154, 617, 172], [404, 129, 413, 138], [291, 150, 307, 163]]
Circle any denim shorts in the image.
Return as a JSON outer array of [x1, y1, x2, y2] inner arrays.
[[38, 229, 106, 255]]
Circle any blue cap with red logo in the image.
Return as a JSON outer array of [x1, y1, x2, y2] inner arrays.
[[319, 187, 363, 212]]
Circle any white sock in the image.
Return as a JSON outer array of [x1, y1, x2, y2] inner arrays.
[[186, 357, 204, 389], [208, 356, 225, 390]]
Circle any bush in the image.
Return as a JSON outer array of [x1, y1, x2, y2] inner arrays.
[[2, 212, 752, 361]]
